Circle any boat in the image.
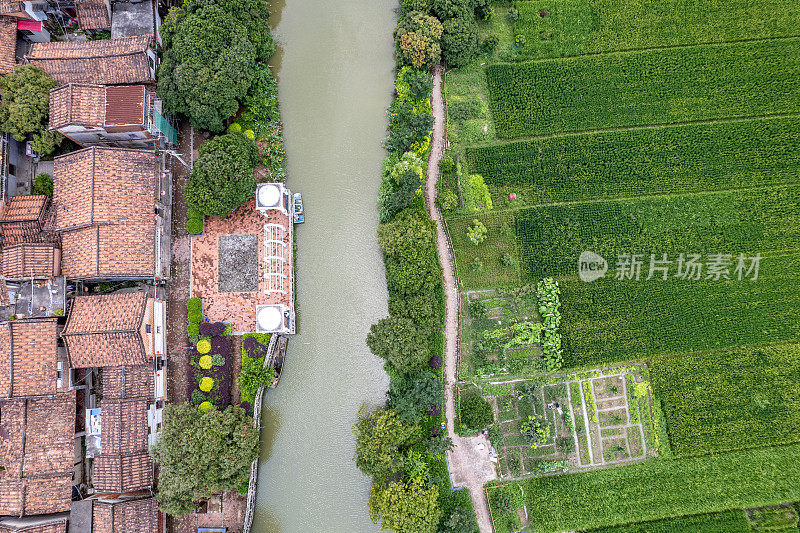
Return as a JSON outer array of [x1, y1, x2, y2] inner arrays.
[[293, 192, 304, 223], [269, 336, 288, 388]]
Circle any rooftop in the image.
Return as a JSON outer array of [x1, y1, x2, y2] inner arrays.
[[49, 84, 148, 131], [75, 0, 111, 31], [91, 498, 158, 533], [0, 17, 17, 75], [0, 196, 48, 223], [102, 364, 154, 401], [192, 197, 294, 333], [24, 36, 154, 86], [0, 392, 76, 516], [0, 318, 60, 399], [61, 291, 149, 368], [111, 0, 155, 40], [93, 398, 152, 493], [0, 243, 60, 279]]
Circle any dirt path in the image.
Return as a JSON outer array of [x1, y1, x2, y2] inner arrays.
[[425, 64, 497, 533]]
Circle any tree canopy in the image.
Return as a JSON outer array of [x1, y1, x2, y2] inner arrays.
[[158, 0, 274, 131], [441, 17, 479, 68], [388, 371, 443, 424], [185, 132, 259, 216], [367, 315, 434, 373], [0, 66, 63, 156], [378, 209, 441, 296], [150, 403, 258, 517], [354, 406, 417, 478], [394, 11, 443, 70], [368, 478, 442, 533]]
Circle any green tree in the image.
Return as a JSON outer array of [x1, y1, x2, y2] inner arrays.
[[32, 173, 53, 196], [389, 371, 443, 424], [426, 430, 454, 456], [460, 395, 493, 430], [354, 407, 417, 478], [185, 132, 259, 216], [150, 403, 258, 517], [378, 209, 441, 296], [237, 359, 271, 401], [0, 65, 63, 156], [466, 219, 487, 245], [432, 0, 472, 21], [158, 0, 273, 131], [386, 98, 434, 154], [441, 17, 479, 68], [369, 478, 442, 533], [394, 11, 444, 70], [378, 151, 425, 222], [367, 315, 433, 372], [439, 505, 479, 533], [388, 292, 439, 329]]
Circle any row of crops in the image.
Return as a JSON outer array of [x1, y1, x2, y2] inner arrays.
[[464, 116, 800, 205], [512, 0, 800, 60], [486, 38, 800, 138]]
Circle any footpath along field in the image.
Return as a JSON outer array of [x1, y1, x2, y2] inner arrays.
[[440, 1, 800, 531]]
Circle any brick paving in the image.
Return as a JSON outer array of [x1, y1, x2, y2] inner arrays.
[[191, 198, 291, 334]]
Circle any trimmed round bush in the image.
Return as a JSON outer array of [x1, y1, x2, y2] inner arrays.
[[199, 355, 213, 369], [190, 389, 207, 405], [199, 377, 214, 392], [244, 129, 255, 140], [228, 123, 242, 133], [187, 323, 200, 337], [187, 297, 202, 312], [199, 401, 212, 413], [429, 355, 442, 369], [461, 395, 494, 430], [186, 217, 204, 235], [211, 353, 225, 367], [188, 309, 202, 324], [197, 339, 211, 354]]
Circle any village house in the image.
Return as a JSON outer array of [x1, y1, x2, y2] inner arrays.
[[24, 35, 156, 86], [49, 83, 176, 149], [0, 195, 51, 246], [75, 0, 111, 32], [69, 497, 159, 533], [0, 319, 84, 531], [49, 146, 171, 281]]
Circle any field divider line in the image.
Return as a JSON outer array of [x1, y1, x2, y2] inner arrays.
[[487, 34, 800, 66], [589, 380, 606, 465], [579, 380, 596, 465], [471, 112, 800, 146]]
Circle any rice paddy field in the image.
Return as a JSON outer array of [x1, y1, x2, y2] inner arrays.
[[444, 1, 800, 531]]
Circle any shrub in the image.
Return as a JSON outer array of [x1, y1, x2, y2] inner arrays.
[[467, 219, 487, 245], [396, 66, 433, 101], [507, 7, 519, 22], [197, 340, 211, 354], [186, 217, 204, 235], [238, 360, 271, 401], [228, 123, 242, 133], [188, 323, 200, 336], [438, 151, 455, 173], [481, 35, 498, 54], [448, 98, 484, 121], [441, 17, 479, 68], [431, 0, 471, 20], [437, 188, 458, 212], [462, 173, 492, 212], [211, 353, 225, 367], [199, 401, 212, 413], [199, 355, 213, 369], [514, 34, 527, 48], [187, 297, 202, 313], [429, 355, 442, 369], [32, 173, 53, 196], [460, 395, 493, 430], [199, 377, 214, 392], [188, 308, 202, 324], [190, 389, 207, 405]]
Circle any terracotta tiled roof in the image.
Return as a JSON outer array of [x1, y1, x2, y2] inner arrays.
[[0, 196, 48, 223], [49, 84, 106, 130], [0, 16, 17, 75], [0, 318, 59, 399], [105, 85, 146, 126], [92, 498, 158, 533], [52, 147, 158, 280], [0, 2, 25, 16], [61, 292, 148, 368], [0, 393, 76, 516], [0, 243, 59, 279], [0, 520, 68, 533], [103, 364, 154, 400], [93, 398, 152, 492], [76, 0, 110, 31], [25, 35, 154, 85]]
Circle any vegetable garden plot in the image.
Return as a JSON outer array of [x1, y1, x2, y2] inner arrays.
[[649, 343, 800, 458], [587, 509, 751, 533], [447, 211, 521, 290], [559, 253, 800, 369], [519, 443, 800, 533], [513, 0, 800, 61], [465, 116, 800, 206], [514, 185, 800, 280], [486, 38, 800, 138]]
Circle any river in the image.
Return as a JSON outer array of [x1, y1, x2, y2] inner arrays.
[[252, 1, 397, 531]]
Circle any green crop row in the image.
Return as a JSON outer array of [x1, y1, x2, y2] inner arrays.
[[649, 343, 800, 458], [512, 0, 800, 61], [465, 116, 800, 205], [486, 38, 800, 138], [559, 254, 800, 369], [513, 184, 800, 280], [585, 509, 751, 533], [515, 443, 800, 532]]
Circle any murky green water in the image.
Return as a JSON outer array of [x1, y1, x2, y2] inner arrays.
[[252, 1, 397, 531]]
